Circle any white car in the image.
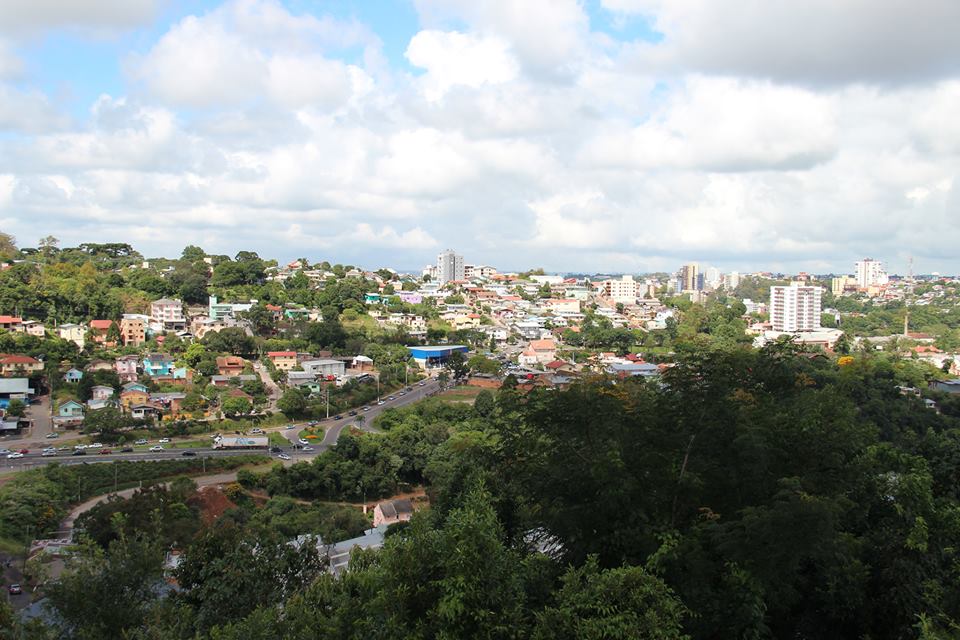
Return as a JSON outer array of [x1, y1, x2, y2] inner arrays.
[[302, 446, 314, 452], [0, 449, 10, 455], [250, 428, 264, 435], [158, 438, 170, 444], [298, 438, 309, 445], [149, 445, 165, 452], [45, 432, 60, 439], [88, 443, 103, 449], [73, 444, 87, 450], [6, 452, 23, 459], [276, 453, 291, 460], [41, 450, 56, 457], [377, 400, 385, 406]]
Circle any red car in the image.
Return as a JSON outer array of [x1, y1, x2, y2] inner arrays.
[[99, 449, 112, 455], [18, 449, 28, 455]]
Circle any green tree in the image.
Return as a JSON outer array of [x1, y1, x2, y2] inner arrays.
[[82, 407, 128, 439], [277, 388, 307, 417], [222, 396, 252, 417], [5, 398, 26, 417], [474, 389, 495, 417]]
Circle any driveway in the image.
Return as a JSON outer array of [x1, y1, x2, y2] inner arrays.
[[253, 362, 281, 411]]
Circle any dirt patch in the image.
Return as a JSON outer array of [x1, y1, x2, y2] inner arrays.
[[191, 486, 237, 526]]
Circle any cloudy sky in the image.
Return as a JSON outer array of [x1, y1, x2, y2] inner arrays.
[[1, 0, 959, 274]]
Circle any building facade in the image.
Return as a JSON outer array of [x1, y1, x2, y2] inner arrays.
[[436, 250, 465, 285], [855, 259, 888, 289], [769, 283, 823, 332]]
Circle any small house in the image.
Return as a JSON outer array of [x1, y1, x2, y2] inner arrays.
[[63, 368, 84, 383]]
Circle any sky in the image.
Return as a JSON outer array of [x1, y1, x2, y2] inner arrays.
[[1, 0, 959, 275]]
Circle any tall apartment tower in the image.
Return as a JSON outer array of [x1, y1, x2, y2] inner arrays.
[[680, 263, 700, 292], [436, 250, 465, 285], [769, 282, 823, 332], [855, 258, 888, 289]]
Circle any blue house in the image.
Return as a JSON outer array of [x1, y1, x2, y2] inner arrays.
[[142, 353, 175, 377], [122, 381, 149, 394], [63, 368, 83, 383], [57, 400, 85, 419]]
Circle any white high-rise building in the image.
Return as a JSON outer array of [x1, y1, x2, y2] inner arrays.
[[704, 267, 722, 289], [855, 259, 888, 289], [436, 250, 465, 285], [723, 271, 741, 290], [769, 283, 822, 332]]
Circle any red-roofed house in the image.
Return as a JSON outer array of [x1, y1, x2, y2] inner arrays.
[[267, 351, 297, 371], [0, 354, 42, 376], [216, 356, 246, 377], [0, 316, 22, 331], [519, 339, 557, 366], [89, 319, 117, 346]]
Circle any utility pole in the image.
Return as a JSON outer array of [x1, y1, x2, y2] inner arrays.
[[325, 387, 330, 419]]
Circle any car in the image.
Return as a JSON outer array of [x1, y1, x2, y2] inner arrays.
[[418, 381, 426, 387], [302, 446, 314, 452], [269, 446, 283, 453], [298, 438, 309, 445], [377, 400, 385, 406], [250, 428, 264, 434], [276, 453, 291, 460], [88, 443, 102, 449], [348, 410, 357, 416], [57, 446, 70, 452], [181, 451, 197, 457], [0, 449, 9, 455], [308, 421, 318, 426], [158, 438, 170, 444], [8, 584, 21, 595], [285, 425, 295, 430], [333, 415, 343, 420], [71, 449, 87, 456], [18, 449, 29, 454], [41, 450, 56, 457], [149, 445, 164, 452], [399, 391, 406, 396], [6, 452, 23, 459], [45, 432, 60, 439], [135, 439, 148, 445], [99, 449, 112, 455], [388, 396, 395, 401], [362, 406, 370, 411], [73, 444, 87, 450], [121, 447, 133, 453]]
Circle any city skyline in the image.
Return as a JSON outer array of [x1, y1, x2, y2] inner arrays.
[[2, 1, 960, 273]]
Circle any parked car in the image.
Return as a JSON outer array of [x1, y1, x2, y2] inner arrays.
[[6, 452, 23, 459], [333, 415, 343, 420], [181, 451, 197, 457], [158, 438, 170, 444], [18, 449, 28, 454], [302, 446, 315, 452], [277, 453, 291, 460], [348, 410, 357, 416], [57, 446, 70, 451], [73, 444, 87, 450], [418, 381, 426, 386], [8, 584, 21, 595], [285, 425, 295, 430], [135, 439, 148, 445], [41, 450, 56, 457], [377, 400, 385, 406], [362, 406, 370, 411], [0, 449, 10, 455], [71, 450, 87, 456], [388, 396, 395, 401], [308, 421, 318, 426], [250, 428, 264, 434], [88, 443, 103, 449], [45, 432, 60, 439], [298, 438, 309, 445], [149, 445, 164, 452]]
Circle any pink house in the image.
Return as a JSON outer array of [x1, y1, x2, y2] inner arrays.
[[115, 355, 140, 383], [372, 499, 414, 527]]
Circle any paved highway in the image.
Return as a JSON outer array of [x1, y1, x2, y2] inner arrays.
[[0, 376, 445, 471]]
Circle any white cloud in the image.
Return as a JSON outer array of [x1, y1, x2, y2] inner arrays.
[[414, 0, 590, 78], [581, 76, 837, 171], [406, 30, 518, 101], [611, 0, 960, 85], [0, 0, 158, 34]]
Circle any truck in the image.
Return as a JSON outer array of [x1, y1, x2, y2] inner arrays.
[[212, 436, 269, 450]]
